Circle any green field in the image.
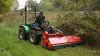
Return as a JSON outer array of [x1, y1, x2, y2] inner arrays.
[[0, 12, 100, 56]]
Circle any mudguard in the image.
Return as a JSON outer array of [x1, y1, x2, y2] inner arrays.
[[20, 25, 30, 33]]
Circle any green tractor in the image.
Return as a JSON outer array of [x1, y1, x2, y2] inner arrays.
[[19, 6, 43, 45]]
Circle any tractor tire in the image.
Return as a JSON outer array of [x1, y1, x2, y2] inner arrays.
[[29, 29, 41, 45], [19, 27, 27, 40]]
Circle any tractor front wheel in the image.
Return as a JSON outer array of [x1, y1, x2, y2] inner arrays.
[[19, 27, 27, 40]]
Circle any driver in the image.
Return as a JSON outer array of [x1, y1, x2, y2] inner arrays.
[[36, 10, 45, 27]]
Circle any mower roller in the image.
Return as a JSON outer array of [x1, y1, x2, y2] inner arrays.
[[18, 6, 82, 50]]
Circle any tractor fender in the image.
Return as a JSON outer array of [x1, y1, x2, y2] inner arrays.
[[20, 25, 30, 33]]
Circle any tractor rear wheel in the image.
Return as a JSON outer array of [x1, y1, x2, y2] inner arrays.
[[29, 30, 41, 45], [19, 27, 27, 40]]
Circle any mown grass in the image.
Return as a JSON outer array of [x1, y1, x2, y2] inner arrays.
[[0, 12, 100, 56]]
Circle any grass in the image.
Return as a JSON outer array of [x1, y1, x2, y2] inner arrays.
[[0, 24, 58, 56], [0, 12, 100, 56]]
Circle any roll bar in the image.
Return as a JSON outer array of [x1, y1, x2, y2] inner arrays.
[[24, 6, 36, 24]]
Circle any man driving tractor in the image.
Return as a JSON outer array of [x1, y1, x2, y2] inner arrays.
[[36, 10, 45, 27]]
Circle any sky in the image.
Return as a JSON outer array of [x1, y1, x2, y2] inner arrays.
[[18, 0, 41, 9]]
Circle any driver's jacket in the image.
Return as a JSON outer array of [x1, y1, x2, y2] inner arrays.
[[36, 14, 45, 26]]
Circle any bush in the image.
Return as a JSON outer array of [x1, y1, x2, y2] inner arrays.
[[56, 11, 100, 48]]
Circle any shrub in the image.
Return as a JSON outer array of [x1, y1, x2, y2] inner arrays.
[[56, 11, 100, 48]]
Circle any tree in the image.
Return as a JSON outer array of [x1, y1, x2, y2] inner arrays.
[[58, 0, 89, 11], [26, 0, 39, 11], [52, 0, 62, 8], [39, 0, 53, 11], [12, 0, 19, 11], [0, 0, 14, 13], [88, 0, 100, 10]]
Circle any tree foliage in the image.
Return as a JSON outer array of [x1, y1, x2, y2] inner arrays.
[[39, 0, 53, 11], [39, 0, 100, 11], [0, 0, 14, 13], [12, 0, 19, 11], [26, 0, 40, 11], [52, 0, 62, 8], [88, 0, 100, 10]]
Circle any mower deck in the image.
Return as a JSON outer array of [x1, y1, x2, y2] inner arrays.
[[49, 36, 81, 49], [49, 36, 81, 45], [42, 32, 82, 50]]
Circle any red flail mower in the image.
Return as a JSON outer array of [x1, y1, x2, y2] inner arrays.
[[41, 27, 82, 50]]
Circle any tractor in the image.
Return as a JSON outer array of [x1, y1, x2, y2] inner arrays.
[[18, 6, 82, 50], [19, 6, 42, 45]]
